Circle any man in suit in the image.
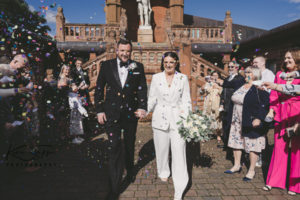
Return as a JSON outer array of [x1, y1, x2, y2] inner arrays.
[[70, 58, 90, 103], [95, 39, 147, 199], [218, 61, 245, 148], [70, 58, 90, 139]]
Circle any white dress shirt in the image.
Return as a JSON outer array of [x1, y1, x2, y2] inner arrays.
[[261, 68, 275, 83], [228, 73, 237, 81], [117, 58, 128, 88]]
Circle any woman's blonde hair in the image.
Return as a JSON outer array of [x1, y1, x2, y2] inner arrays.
[[245, 66, 261, 81], [59, 64, 70, 78]]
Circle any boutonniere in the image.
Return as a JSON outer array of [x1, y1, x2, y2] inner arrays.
[[128, 62, 137, 71]]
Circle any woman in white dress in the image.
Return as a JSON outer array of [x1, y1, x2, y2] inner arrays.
[[147, 52, 192, 200]]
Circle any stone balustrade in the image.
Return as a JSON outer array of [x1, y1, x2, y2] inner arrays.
[[131, 43, 174, 84], [63, 24, 120, 42], [171, 26, 225, 43]]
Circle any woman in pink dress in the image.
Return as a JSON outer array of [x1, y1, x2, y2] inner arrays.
[[264, 49, 300, 195]]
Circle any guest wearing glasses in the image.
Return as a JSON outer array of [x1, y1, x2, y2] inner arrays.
[[147, 52, 191, 200], [224, 67, 269, 182], [217, 61, 245, 148]]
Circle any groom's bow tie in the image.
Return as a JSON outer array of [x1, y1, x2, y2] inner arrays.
[[120, 62, 128, 68]]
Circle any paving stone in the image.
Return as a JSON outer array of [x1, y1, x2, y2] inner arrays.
[[0, 123, 289, 200]]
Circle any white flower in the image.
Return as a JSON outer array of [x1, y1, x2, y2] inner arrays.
[[183, 120, 188, 127], [191, 126, 198, 133], [128, 62, 137, 71], [198, 116, 204, 120], [201, 124, 207, 129]]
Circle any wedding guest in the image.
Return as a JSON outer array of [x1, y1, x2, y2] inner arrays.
[[253, 56, 275, 83], [147, 52, 192, 200], [252, 56, 275, 167], [202, 75, 212, 115], [224, 67, 269, 181], [263, 82, 300, 96], [58, 64, 86, 144], [0, 54, 28, 78], [202, 71, 223, 144], [218, 61, 245, 147], [263, 49, 300, 195], [70, 58, 90, 135], [0, 87, 29, 98]]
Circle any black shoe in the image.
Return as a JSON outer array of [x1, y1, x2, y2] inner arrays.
[[224, 167, 242, 174], [217, 144, 225, 148], [125, 168, 136, 183], [243, 172, 256, 182]]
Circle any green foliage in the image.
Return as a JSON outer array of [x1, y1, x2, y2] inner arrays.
[[0, 0, 60, 78]]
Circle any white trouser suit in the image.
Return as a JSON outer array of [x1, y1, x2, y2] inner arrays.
[[148, 71, 192, 200]]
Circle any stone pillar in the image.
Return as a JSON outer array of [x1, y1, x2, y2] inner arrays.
[[106, 42, 117, 60], [137, 28, 153, 43], [56, 7, 65, 42], [224, 11, 232, 43], [178, 42, 191, 76], [176, 41, 197, 110], [169, 0, 184, 26], [105, 0, 121, 25]]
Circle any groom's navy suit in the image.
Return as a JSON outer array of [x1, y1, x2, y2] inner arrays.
[[94, 58, 147, 197]]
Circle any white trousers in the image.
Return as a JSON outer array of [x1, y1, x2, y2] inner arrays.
[[153, 128, 188, 199]]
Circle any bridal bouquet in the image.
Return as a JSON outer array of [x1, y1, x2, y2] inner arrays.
[[177, 111, 212, 142]]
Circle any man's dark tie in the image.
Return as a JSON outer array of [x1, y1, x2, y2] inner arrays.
[[120, 62, 128, 68]]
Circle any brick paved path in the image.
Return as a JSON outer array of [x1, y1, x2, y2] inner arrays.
[[0, 122, 298, 200]]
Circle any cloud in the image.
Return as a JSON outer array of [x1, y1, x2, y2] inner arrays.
[[287, 12, 300, 20], [28, 5, 35, 12], [45, 10, 57, 24], [288, 0, 300, 3]]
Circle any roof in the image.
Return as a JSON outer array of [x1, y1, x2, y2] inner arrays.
[[184, 14, 266, 43]]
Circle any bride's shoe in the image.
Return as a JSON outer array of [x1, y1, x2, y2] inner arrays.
[[160, 177, 168, 182]]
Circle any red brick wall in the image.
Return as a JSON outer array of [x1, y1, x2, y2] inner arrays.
[[151, 0, 169, 43], [121, 0, 139, 42]]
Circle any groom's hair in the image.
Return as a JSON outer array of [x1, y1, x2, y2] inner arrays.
[[117, 39, 132, 50]]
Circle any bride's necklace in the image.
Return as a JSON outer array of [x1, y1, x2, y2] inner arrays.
[[166, 74, 174, 87]]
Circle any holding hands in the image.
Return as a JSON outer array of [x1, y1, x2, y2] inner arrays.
[[134, 109, 146, 119]]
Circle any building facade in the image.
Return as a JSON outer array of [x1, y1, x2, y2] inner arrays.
[[55, 0, 266, 109]]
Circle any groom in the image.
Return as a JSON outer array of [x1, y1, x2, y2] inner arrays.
[[95, 39, 147, 199]]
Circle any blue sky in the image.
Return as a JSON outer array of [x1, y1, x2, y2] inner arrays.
[[26, 0, 300, 36]]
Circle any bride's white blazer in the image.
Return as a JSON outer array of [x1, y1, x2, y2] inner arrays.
[[148, 71, 192, 131]]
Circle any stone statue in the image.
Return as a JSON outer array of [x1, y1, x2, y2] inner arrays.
[[120, 8, 128, 38], [136, 0, 152, 28]]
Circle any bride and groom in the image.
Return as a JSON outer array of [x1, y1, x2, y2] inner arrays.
[[95, 39, 192, 200]]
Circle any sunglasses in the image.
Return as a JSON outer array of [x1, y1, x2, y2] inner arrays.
[[228, 65, 236, 68]]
